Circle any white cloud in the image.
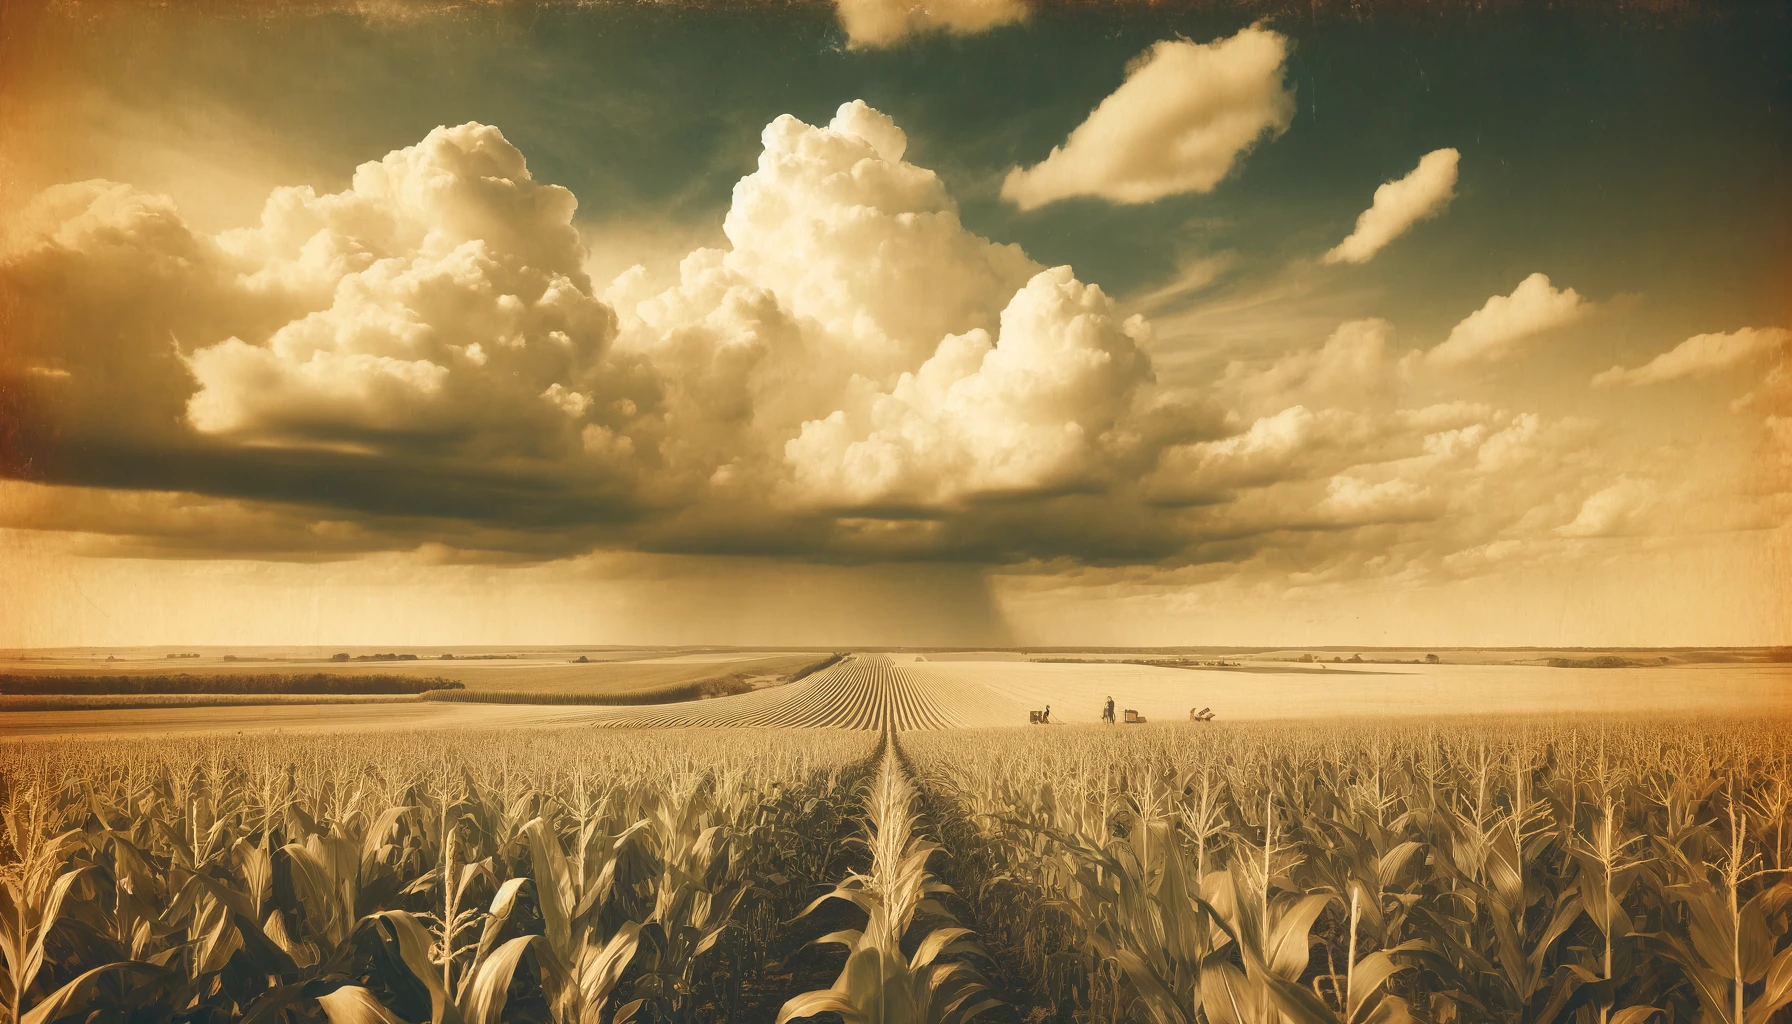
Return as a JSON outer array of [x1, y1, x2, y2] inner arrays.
[[641, 99, 1039, 383], [3, 101, 1114, 543], [1227, 317, 1399, 413], [1140, 294, 1629, 569], [1322, 148, 1459, 265], [1149, 405, 1345, 501], [1425, 272, 1589, 367], [0, 121, 623, 455], [1591, 326, 1789, 388], [833, 0, 1027, 49], [2, 103, 1748, 583], [541, 383, 592, 417], [783, 265, 1154, 506], [179, 124, 620, 457], [1474, 412, 1545, 472], [716, 100, 1038, 373], [1000, 27, 1294, 210], [1149, 313, 1595, 538], [1557, 477, 1656, 537], [604, 101, 1048, 499], [1319, 474, 1437, 524]]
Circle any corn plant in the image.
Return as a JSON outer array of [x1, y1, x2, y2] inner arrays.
[[778, 732, 1000, 1024], [1641, 783, 1792, 1024]]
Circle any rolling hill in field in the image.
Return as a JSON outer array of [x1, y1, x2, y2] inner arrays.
[[586, 654, 967, 730]]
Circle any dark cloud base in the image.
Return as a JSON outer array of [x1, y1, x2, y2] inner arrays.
[[2, 378, 1263, 568]]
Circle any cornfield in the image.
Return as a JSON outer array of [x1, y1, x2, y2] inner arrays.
[[0, 728, 877, 1024], [904, 718, 1792, 1024], [4, 711, 1791, 1023]]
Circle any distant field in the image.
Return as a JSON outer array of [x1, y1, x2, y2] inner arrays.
[[0, 701, 616, 740], [4, 654, 1788, 739], [0, 692, 421, 713], [0, 645, 675, 663], [0, 651, 828, 699], [438, 653, 831, 697], [538, 655, 1792, 730], [0, 672, 454, 695], [422, 653, 842, 704], [1016, 646, 1792, 666], [896, 657, 1792, 724], [632, 651, 809, 664]]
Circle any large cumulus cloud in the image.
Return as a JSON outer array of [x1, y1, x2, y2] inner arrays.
[[1, 105, 1140, 560], [784, 266, 1154, 507], [713, 101, 1038, 374], [0, 101, 1762, 587], [2, 123, 660, 535], [597, 101, 1064, 520], [184, 123, 618, 456]]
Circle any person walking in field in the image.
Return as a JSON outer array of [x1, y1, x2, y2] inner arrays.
[[1042, 704, 1051, 724], [1103, 696, 1115, 724]]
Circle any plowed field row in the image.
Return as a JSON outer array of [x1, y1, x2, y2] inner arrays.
[[590, 654, 964, 731]]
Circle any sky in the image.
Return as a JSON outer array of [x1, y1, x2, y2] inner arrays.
[[1, 0, 1788, 648]]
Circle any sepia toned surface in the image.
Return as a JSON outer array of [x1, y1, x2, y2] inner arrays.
[[1, 1, 1789, 1022]]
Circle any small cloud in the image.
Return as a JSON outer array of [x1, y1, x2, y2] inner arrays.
[[1556, 477, 1655, 537], [1231, 318, 1397, 410], [1591, 326, 1789, 388], [540, 383, 592, 417], [1426, 272, 1589, 368], [834, 0, 1027, 49], [1151, 405, 1327, 501], [1322, 148, 1459, 265], [1001, 27, 1295, 210], [1319, 474, 1436, 525]]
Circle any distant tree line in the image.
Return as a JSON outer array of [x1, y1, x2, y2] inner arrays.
[[1544, 655, 1644, 668], [0, 673, 463, 695]]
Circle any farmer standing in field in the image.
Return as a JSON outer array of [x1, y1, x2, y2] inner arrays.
[[1103, 696, 1115, 724]]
